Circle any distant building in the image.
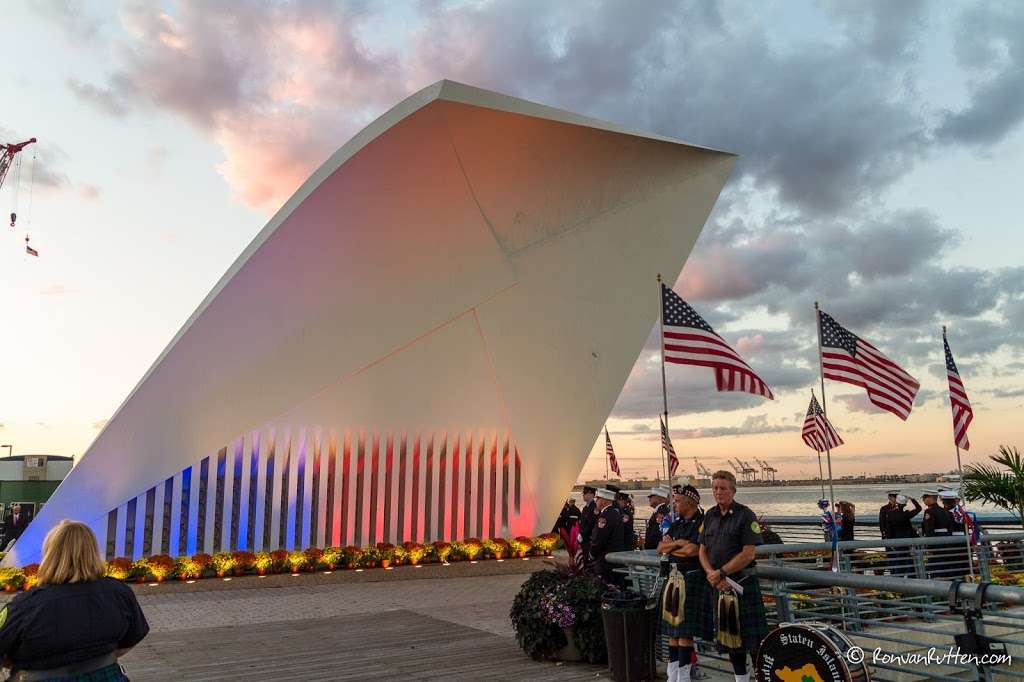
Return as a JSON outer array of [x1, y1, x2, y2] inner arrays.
[[0, 454, 73, 515]]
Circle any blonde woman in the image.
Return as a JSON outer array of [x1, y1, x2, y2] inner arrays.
[[0, 520, 149, 681]]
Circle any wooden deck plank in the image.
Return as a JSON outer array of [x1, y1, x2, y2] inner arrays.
[[124, 608, 608, 681]]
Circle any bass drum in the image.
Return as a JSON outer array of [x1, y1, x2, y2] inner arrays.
[[755, 622, 869, 682]]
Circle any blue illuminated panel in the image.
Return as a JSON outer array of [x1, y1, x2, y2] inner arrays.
[[179, 466, 192, 556]]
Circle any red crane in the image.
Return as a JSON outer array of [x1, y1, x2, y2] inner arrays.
[[1, 137, 39, 255]]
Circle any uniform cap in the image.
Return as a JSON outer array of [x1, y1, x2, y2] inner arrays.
[[886, 490, 900, 496], [582, 486, 597, 494], [596, 488, 615, 501], [896, 494, 908, 505], [649, 486, 671, 498], [922, 489, 939, 496], [605, 484, 621, 493], [679, 485, 700, 504], [939, 490, 960, 500]]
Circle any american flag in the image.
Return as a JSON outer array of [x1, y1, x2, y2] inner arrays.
[[802, 393, 844, 452], [818, 310, 919, 420], [661, 417, 679, 476], [662, 284, 774, 399], [944, 333, 973, 450], [25, 244, 38, 257], [604, 427, 621, 476]]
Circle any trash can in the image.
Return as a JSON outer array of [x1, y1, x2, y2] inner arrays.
[[602, 591, 659, 682]]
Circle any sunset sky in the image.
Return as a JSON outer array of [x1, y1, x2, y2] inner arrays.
[[2, 1, 1022, 483]]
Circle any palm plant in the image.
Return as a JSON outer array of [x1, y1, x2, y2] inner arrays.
[[962, 445, 1024, 522]]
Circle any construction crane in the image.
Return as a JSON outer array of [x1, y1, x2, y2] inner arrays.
[[1, 137, 36, 225], [693, 458, 712, 477], [755, 457, 778, 483], [1, 136, 40, 256]]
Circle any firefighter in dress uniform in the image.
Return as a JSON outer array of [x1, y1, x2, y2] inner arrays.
[[939, 489, 972, 577], [887, 494, 922, 576], [657, 485, 705, 682], [696, 470, 767, 682], [590, 488, 627, 585], [578, 486, 598, 563], [645, 486, 672, 550], [922, 489, 957, 578], [614, 490, 637, 551]]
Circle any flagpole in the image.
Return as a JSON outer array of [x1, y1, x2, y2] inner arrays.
[[605, 426, 609, 482], [945, 325, 976, 579], [657, 274, 670, 484], [812, 389, 825, 498], [814, 302, 837, 512]]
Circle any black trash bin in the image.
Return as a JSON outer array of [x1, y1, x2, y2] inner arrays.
[[602, 591, 659, 682]]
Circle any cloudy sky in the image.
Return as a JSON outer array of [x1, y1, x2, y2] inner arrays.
[[2, 0, 1022, 483]]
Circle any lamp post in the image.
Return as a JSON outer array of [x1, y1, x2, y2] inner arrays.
[[0, 445, 11, 458]]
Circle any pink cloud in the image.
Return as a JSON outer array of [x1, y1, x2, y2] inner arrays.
[[735, 333, 765, 353], [89, 3, 409, 211]]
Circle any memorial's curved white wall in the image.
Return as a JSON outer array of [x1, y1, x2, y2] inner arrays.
[[6, 81, 734, 566]]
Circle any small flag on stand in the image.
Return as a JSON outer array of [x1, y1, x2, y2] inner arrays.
[[604, 427, 621, 477], [944, 332, 973, 450], [818, 310, 919, 420], [662, 285, 774, 399], [802, 393, 843, 452], [661, 417, 679, 477]]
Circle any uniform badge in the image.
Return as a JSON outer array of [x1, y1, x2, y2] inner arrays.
[[698, 522, 704, 533], [598, 517, 607, 528], [750, 521, 761, 534]]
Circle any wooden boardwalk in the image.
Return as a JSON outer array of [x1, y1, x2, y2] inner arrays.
[[125, 609, 609, 681]]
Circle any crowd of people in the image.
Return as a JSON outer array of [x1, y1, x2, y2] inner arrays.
[[565, 471, 765, 682], [556, 478, 979, 682]]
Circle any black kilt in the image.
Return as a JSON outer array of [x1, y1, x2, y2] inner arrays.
[[695, 573, 769, 651]]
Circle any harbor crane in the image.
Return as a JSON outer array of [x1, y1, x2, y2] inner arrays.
[[1, 136, 40, 256], [755, 458, 777, 483], [740, 459, 759, 481], [693, 458, 712, 477], [729, 458, 756, 482]]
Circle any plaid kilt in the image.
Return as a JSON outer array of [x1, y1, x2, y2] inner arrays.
[[659, 568, 706, 639], [694, 573, 769, 651]]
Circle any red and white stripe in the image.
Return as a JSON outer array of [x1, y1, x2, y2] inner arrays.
[[945, 335, 973, 450], [801, 394, 843, 452], [663, 328, 775, 398], [661, 284, 774, 400], [605, 427, 621, 476], [819, 312, 919, 420], [661, 418, 679, 476]]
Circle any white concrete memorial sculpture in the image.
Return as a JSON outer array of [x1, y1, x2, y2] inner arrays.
[[6, 80, 734, 566]]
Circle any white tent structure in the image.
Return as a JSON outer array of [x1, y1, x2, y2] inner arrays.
[[6, 81, 733, 566]]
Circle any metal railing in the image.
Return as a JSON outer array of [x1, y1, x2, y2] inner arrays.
[[631, 513, 1022, 544], [607, 532, 1024, 681]]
